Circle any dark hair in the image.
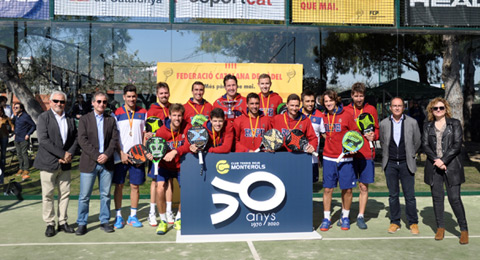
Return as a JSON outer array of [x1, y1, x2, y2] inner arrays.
[[124, 84, 137, 94], [169, 103, 185, 115], [156, 82, 170, 92], [287, 94, 301, 103], [319, 89, 341, 106], [351, 82, 366, 95], [246, 92, 260, 103], [223, 74, 238, 86], [0, 96, 7, 103], [301, 90, 315, 101], [390, 96, 404, 105], [14, 103, 24, 111], [191, 81, 205, 91], [210, 108, 225, 119]]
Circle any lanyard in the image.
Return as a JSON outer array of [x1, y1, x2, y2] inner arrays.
[[353, 104, 363, 119], [159, 103, 169, 119], [249, 113, 260, 141], [283, 113, 301, 131], [170, 127, 178, 149], [188, 100, 204, 115], [261, 94, 270, 113], [124, 105, 135, 136], [327, 110, 337, 136], [213, 130, 220, 147]]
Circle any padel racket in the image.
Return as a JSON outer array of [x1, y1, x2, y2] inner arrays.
[[335, 131, 364, 163], [254, 129, 284, 152], [146, 116, 163, 134], [285, 129, 319, 157], [356, 113, 375, 149], [128, 144, 148, 164], [191, 114, 208, 127], [187, 126, 209, 174], [146, 137, 167, 175]]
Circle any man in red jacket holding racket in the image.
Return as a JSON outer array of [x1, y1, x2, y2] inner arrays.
[[201, 108, 234, 153], [344, 82, 379, 230]]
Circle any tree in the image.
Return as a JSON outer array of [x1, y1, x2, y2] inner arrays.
[[442, 35, 463, 126]]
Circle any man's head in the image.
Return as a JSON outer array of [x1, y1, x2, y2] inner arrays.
[[156, 82, 170, 106], [246, 92, 260, 116], [286, 94, 301, 118], [92, 92, 108, 115], [191, 81, 205, 103], [258, 74, 272, 96], [210, 108, 225, 132], [351, 82, 366, 109], [13, 103, 24, 114], [301, 90, 316, 114], [123, 84, 138, 109], [223, 74, 238, 99], [49, 91, 67, 115], [390, 97, 405, 119], [0, 96, 7, 107], [169, 103, 185, 129]]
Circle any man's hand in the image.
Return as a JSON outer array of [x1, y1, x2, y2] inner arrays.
[[25, 134, 29, 141], [144, 132, 154, 140], [146, 153, 153, 161], [59, 159, 66, 164], [365, 132, 375, 142], [189, 144, 198, 153], [304, 144, 315, 154], [120, 151, 133, 164], [97, 154, 108, 164], [163, 150, 178, 162], [64, 152, 72, 164]]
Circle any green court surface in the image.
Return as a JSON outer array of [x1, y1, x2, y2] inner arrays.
[[0, 196, 478, 260]]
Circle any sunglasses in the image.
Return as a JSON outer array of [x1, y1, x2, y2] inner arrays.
[[52, 99, 66, 104], [432, 106, 445, 111], [96, 100, 108, 105]]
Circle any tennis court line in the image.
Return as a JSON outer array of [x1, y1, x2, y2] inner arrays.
[[1, 235, 478, 247], [247, 241, 261, 260]]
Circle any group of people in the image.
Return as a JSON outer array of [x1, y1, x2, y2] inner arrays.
[[8, 73, 468, 244]]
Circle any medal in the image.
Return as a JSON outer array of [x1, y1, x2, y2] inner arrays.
[[129, 131, 132, 136]]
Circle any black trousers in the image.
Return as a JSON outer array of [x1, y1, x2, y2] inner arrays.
[[431, 170, 468, 231]]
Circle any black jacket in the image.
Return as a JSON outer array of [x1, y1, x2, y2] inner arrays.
[[422, 118, 464, 186]]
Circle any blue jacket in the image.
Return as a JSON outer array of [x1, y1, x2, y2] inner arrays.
[[13, 112, 36, 142]]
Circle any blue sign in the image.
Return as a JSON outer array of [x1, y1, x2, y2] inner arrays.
[[181, 152, 312, 235], [0, 0, 49, 20]]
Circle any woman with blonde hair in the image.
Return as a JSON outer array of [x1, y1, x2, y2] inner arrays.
[[422, 97, 468, 244]]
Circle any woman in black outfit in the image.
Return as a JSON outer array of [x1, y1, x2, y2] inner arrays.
[[422, 97, 468, 244]]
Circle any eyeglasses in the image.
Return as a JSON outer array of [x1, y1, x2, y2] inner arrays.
[[13, 107, 20, 110], [52, 99, 66, 104], [432, 106, 445, 111], [96, 100, 108, 105]]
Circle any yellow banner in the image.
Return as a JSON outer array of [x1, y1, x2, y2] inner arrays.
[[156, 63, 303, 104], [291, 0, 394, 25]]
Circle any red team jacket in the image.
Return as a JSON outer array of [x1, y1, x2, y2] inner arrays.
[[201, 120, 234, 153], [321, 104, 358, 158], [272, 113, 318, 152], [155, 120, 190, 172], [258, 91, 283, 118], [213, 93, 247, 119], [344, 102, 379, 160], [234, 112, 272, 152], [148, 102, 170, 123], [183, 98, 213, 125]]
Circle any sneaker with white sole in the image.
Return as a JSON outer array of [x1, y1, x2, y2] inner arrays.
[[167, 212, 175, 224], [148, 213, 158, 227], [156, 220, 167, 235], [174, 219, 181, 230]]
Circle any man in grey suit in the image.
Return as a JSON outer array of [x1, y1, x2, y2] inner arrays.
[[75, 92, 119, 235], [380, 97, 421, 235], [34, 91, 78, 237]]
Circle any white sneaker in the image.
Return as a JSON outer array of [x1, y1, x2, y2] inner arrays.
[[148, 213, 158, 227], [167, 211, 175, 224]]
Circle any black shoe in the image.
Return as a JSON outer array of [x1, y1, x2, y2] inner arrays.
[[58, 223, 75, 233], [45, 225, 56, 237], [75, 225, 87, 236], [100, 223, 115, 233]]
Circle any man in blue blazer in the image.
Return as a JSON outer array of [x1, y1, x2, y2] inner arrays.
[[34, 91, 78, 237]]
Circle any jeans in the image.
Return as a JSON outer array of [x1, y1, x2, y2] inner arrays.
[[385, 160, 418, 226], [0, 136, 7, 184], [77, 164, 113, 226], [14, 140, 29, 170], [431, 170, 468, 231]]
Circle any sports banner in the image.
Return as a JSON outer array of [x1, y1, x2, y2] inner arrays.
[[405, 0, 480, 26], [291, 0, 394, 25], [156, 62, 303, 104], [0, 0, 49, 19], [175, 0, 285, 21], [54, 0, 169, 18], [181, 153, 312, 235]]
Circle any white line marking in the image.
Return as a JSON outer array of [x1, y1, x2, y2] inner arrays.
[[0, 241, 176, 247], [323, 235, 480, 241], [247, 241, 261, 260]]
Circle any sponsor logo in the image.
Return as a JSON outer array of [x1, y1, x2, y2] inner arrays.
[[216, 160, 230, 174], [189, 0, 273, 8]]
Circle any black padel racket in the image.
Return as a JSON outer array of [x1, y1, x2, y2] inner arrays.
[[356, 112, 375, 149], [255, 129, 284, 152], [128, 144, 148, 164], [187, 126, 209, 174], [285, 129, 318, 157], [146, 116, 163, 134], [146, 137, 167, 175], [336, 131, 364, 163]]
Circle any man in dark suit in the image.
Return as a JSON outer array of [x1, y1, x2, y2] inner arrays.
[[34, 91, 78, 237], [75, 92, 118, 235]]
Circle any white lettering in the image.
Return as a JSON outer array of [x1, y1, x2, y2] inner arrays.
[[410, 0, 479, 7]]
